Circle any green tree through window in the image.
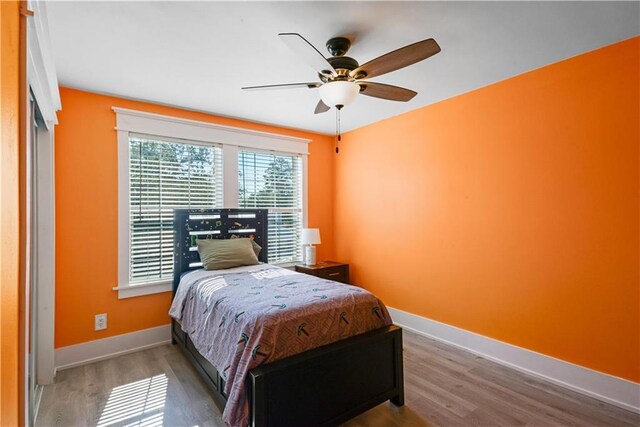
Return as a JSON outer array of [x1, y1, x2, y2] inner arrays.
[[238, 151, 302, 263], [129, 134, 223, 283]]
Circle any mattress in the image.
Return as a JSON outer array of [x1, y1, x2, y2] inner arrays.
[[169, 263, 392, 427]]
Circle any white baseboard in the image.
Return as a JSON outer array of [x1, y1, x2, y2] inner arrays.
[[52, 312, 639, 414], [55, 325, 171, 371], [387, 307, 640, 414]]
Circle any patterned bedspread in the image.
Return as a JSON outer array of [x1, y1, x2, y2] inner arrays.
[[169, 264, 392, 427]]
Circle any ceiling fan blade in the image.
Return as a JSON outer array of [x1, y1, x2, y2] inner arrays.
[[242, 82, 321, 91], [351, 38, 441, 79], [279, 33, 336, 77], [314, 100, 330, 114], [358, 82, 417, 102]]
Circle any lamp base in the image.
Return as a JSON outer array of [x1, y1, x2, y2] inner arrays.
[[304, 245, 317, 266]]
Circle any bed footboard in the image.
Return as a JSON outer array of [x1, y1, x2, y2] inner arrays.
[[248, 325, 404, 427]]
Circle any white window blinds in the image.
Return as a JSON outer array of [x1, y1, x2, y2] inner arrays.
[[129, 134, 223, 283], [238, 150, 303, 264]]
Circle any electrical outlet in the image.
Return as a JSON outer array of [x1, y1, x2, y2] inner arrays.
[[95, 313, 107, 331]]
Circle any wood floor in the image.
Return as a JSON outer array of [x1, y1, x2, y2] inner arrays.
[[36, 330, 639, 427]]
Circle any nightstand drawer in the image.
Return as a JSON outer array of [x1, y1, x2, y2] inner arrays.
[[317, 267, 347, 283], [295, 262, 350, 284]]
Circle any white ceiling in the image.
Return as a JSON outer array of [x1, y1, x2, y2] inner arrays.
[[46, 1, 639, 134]]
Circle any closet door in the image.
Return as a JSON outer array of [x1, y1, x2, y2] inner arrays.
[[27, 91, 54, 423], [27, 92, 46, 423]]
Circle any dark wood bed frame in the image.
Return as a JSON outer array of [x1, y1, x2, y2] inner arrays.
[[171, 208, 404, 427]]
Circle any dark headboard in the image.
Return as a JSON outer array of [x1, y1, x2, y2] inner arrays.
[[173, 208, 269, 292]]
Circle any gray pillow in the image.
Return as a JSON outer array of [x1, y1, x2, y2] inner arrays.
[[230, 235, 262, 258], [250, 239, 262, 258], [196, 238, 259, 270]]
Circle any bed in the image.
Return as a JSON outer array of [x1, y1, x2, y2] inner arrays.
[[170, 208, 404, 427]]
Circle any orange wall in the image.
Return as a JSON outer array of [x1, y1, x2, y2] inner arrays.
[[55, 88, 335, 348], [334, 37, 639, 382], [1, 1, 22, 424]]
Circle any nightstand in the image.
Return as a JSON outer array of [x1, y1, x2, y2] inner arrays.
[[295, 261, 350, 284]]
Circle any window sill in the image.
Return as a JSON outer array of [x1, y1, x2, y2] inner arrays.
[[113, 280, 172, 299]]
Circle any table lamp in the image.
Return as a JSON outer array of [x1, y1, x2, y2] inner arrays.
[[301, 228, 321, 266]]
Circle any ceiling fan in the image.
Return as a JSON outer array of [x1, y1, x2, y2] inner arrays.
[[242, 33, 441, 114]]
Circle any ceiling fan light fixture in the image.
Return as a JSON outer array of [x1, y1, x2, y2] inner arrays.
[[319, 81, 360, 108]]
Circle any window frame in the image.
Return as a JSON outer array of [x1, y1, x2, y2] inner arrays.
[[113, 108, 310, 299], [128, 133, 225, 285]]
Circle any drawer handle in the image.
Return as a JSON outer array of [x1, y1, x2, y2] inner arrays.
[[328, 272, 340, 276]]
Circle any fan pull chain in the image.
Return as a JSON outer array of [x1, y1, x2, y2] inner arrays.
[[335, 105, 342, 154]]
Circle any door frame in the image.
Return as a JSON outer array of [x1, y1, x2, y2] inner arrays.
[[23, 0, 60, 423]]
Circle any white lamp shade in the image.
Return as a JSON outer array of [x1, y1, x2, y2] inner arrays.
[[319, 81, 359, 107], [301, 228, 321, 245]]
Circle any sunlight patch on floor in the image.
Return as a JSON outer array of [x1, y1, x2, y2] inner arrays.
[[97, 374, 168, 427]]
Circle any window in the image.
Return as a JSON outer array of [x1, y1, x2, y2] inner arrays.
[[114, 108, 309, 298], [238, 150, 303, 263], [129, 134, 223, 284]]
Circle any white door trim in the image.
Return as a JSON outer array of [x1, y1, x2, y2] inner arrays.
[[26, 0, 61, 125], [25, 0, 61, 392]]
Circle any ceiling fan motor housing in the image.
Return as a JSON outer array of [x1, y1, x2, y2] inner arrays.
[[320, 56, 360, 82], [326, 37, 351, 56], [328, 56, 359, 71]]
